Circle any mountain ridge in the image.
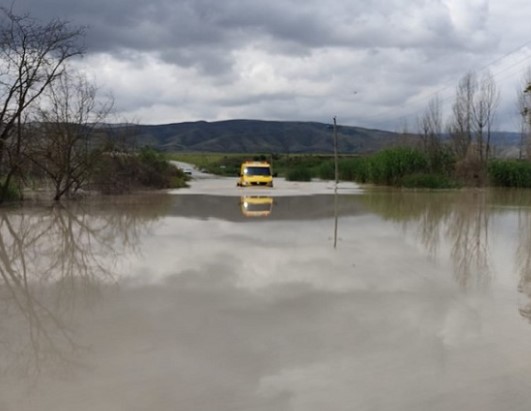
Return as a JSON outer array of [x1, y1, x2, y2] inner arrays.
[[103, 119, 522, 155]]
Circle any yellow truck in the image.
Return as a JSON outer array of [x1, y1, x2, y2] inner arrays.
[[237, 161, 273, 187]]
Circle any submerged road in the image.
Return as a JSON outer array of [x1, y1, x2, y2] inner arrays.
[[3, 179, 531, 410]]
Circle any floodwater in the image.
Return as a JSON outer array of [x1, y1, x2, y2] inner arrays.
[[3, 177, 531, 410]]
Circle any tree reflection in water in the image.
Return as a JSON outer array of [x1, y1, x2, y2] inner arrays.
[[363, 189, 492, 290], [447, 191, 491, 290], [363, 188, 531, 321], [0, 194, 171, 377]]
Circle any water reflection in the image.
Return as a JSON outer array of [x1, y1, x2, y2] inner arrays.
[[240, 196, 274, 218], [4, 189, 531, 409], [362, 189, 531, 321], [516, 203, 531, 321], [333, 185, 339, 248], [362, 189, 496, 290], [450, 192, 491, 290], [0, 195, 172, 377], [170, 194, 366, 221]]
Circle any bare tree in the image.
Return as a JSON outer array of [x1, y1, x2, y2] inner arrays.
[[0, 6, 84, 202], [519, 68, 531, 159], [448, 71, 500, 184], [449, 72, 477, 160], [28, 70, 113, 200], [418, 96, 443, 155], [473, 71, 499, 165]]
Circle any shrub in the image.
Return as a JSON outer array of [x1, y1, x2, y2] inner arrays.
[[286, 167, 313, 181], [137, 147, 188, 188], [317, 161, 335, 180], [488, 160, 531, 188], [93, 147, 189, 194]]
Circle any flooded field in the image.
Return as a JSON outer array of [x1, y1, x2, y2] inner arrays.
[[3, 177, 531, 410]]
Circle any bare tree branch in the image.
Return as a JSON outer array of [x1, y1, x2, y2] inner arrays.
[[0, 7, 85, 202]]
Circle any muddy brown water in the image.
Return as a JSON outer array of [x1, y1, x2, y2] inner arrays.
[[2, 186, 531, 410]]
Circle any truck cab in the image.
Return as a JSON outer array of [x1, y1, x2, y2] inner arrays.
[[237, 161, 273, 187]]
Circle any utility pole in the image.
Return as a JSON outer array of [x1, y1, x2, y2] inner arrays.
[[333, 116, 339, 184], [523, 84, 531, 159]]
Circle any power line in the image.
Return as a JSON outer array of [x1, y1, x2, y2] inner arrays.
[[360, 41, 531, 127]]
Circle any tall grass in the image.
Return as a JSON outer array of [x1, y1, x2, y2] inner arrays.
[[368, 147, 429, 185], [488, 160, 531, 188], [339, 157, 371, 182], [322, 147, 459, 188]]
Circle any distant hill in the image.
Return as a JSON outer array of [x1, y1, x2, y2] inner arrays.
[[101, 119, 523, 155], [104, 120, 403, 154]]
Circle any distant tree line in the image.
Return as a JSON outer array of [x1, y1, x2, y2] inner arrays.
[[0, 7, 186, 204]]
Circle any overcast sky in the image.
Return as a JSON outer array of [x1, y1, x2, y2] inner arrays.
[[13, 0, 531, 131]]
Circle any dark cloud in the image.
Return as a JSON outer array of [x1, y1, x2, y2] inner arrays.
[[14, 0, 485, 64]]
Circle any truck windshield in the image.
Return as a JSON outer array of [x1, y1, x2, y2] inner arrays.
[[244, 167, 271, 176]]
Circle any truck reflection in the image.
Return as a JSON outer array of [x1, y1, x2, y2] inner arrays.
[[240, 196, 274, 217]]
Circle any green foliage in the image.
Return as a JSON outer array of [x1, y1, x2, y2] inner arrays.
[[488, 160, 531, 188], [286, 167, 313, 181], [427, 146, 456, 175], [369, 147, 429, 185], [324, 148, 457, 188], [137, 147, 184, 188], [338, 157, 371, 182], [317, 161, 335, 180]]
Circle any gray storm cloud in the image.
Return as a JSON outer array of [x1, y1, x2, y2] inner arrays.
[[10, 0, 531, 129]]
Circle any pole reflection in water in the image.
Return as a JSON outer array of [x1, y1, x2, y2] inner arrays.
[[333, 184, 338, 248], [239, 196, 274, 218]]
